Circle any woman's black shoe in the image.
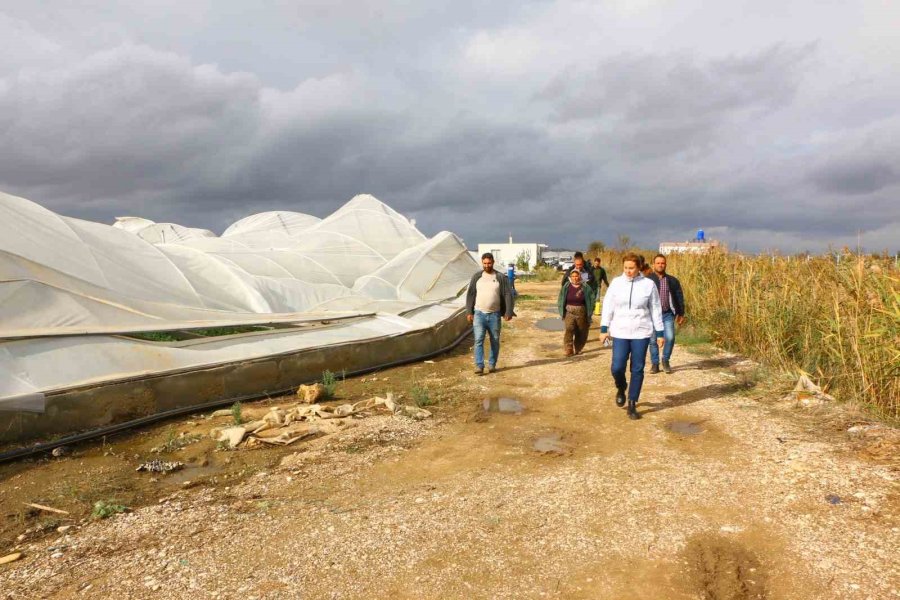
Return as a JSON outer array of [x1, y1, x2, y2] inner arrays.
[[627, 398, 641, 420], [615, 389, 626, 407]]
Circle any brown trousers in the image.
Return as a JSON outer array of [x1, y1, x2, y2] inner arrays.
[[563, 305, 589, 355]]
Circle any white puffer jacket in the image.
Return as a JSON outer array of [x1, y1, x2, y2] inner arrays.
[[600, 273, 664, 339]]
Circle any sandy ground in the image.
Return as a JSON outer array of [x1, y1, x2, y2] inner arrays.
[[1, 281, 898, 599]]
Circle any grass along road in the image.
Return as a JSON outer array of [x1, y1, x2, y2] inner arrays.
[[1, 281, 897, 599]]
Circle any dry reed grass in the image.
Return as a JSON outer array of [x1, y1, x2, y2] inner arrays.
[[651, 252, 900, 419]]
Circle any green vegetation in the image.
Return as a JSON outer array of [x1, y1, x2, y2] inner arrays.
[[321, 370, 339, 399], [231, 401, 243, 425], [154, 431, 202, 453], [515, 294, 540, 301], [410, 383, 435, 408], [522, 264, 560, 282], [129, 325, 271, 342], [91, 500, 129, 519], [515, 249, 532, 271]]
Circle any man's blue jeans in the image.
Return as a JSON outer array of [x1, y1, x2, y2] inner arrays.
[[473, 310, 501, 369], [611, 337, 650, 402], [649, 311, 676, 365]]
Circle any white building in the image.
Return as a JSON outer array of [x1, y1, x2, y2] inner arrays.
[[659, 240, 727, 254], [477, 237, 546, 270]]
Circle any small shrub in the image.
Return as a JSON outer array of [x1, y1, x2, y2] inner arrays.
[[92, 500, 128, 519], [231, 401, 243, 425], [410, 383, 435, 408], [322, 370, 338, 398]]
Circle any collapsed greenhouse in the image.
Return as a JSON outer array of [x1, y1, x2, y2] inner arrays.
[[0, 191, 477, 446]]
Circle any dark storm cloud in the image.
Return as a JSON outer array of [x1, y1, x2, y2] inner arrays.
[[0, 1, 898, 252], [809, 160, 899, 195]]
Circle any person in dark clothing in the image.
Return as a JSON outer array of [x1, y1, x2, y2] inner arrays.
[[465, 253, 515, 375], [590, 257, 609, 296], [557, 269, 596, 356], [647, 254, 686, 374], [560, 251, 594, 288]]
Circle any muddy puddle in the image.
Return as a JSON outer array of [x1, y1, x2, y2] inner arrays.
[[482, 397, 525, 414], [683, 533, 768, 599], [532, 433, 571, 455], [666, 420, 705, 436], [534, 318, 565, 332]]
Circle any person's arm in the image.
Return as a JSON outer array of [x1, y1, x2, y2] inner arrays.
[[598, 281, 615, 342], [466, 273, 477, 322], [502, 275, 514, 320], [649, 284, 665, 348], [601, 268, 609, 289], [674, 277, 686, 324]]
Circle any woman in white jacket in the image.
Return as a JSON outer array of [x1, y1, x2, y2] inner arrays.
[[598, 253, 665, 420]]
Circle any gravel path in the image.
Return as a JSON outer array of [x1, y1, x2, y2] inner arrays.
[[1, 282, 897, 599]]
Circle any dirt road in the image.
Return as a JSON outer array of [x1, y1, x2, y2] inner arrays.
[[1, 281, 898, 599]]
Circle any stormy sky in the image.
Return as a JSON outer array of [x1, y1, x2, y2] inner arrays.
[[1, 1, 898, 253]]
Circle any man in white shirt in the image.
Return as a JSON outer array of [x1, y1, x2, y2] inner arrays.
[[465, 253, 515, 375]]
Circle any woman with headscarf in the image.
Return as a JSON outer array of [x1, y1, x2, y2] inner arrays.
[[557, 269, 596, 356], [598, 253, 664, 420]]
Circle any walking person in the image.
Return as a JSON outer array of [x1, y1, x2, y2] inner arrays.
[[598, 253, 665, 420], [590, 257, 610, 296], [590, 256, 610, 318], [466, 253, 514, 375], [560, 251, 594, 288], [557, 269, 596, 356], [647, 254, 686, 374]]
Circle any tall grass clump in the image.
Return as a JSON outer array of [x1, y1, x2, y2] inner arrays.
[[666, 251, 899, 419]]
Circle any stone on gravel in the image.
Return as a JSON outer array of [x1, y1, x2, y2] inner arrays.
[[217, 427, 247, 448], [297, 383, 326, 404]]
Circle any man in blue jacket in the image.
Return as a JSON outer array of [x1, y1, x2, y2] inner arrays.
[[647, 254, 686, 374]]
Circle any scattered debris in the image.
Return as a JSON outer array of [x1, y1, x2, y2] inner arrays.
[[788, 374, 835, 407], [51, 446, 72, 457], [215, 427, 247, 449], [297, 383, 326, 404], [424, 360, 435, 364], [825, 494, 842, 505], [57, 526, 72, 534], [207, 409, 234, 419], [151, 433, 201, 453], [23, 503, 69, 515], [209, 393, 431, 449], [136, 460, 185, 473], [0, 552, 24, 566]]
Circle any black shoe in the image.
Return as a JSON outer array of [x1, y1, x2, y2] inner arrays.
[[650, 363, 660, 374], [662, 360, 673, 374], [627, 398, 641, 420], [615, 389, 626, 407]]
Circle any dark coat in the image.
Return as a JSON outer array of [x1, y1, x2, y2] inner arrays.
[[647, 272, 685, 316], [466, 270, 515, 319]]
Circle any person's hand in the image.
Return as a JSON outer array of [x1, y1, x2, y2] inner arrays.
[[676, 315, 686, 326], [599, 332, 609, 345], [467, 314, 474, 323], [503, 315, 512, 322], [656, 337, 665, 351]]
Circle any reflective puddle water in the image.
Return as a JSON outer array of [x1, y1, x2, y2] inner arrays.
[[482, 397, 525, 414], [666, 421, 704, 436], [532, 433, 569, 454], [535, 318, 565, 332]]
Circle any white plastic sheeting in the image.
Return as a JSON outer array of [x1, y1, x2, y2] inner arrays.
[[0, 191, 477, 407]]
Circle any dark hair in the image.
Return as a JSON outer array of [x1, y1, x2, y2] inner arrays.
[[592, 257, 601, 264], [573, 251, 584, 259], [622, 252, 641, 267], [654, 253, 666, 261], [637, 255, 645, 268], [481, 252, 494, 261]]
